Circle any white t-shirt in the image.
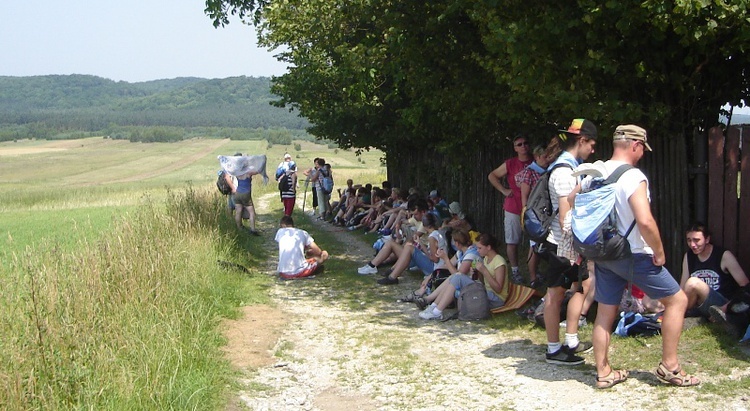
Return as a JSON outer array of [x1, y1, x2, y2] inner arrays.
[[429, 230, 448, 270], [275, 227, 314, 274], [546, 155, 578, 246], [580, 160, 653, 255]]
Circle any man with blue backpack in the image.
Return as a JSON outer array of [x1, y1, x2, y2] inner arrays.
[[570, 124, 699, 389]]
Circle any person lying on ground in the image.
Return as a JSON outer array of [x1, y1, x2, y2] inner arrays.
[[275, 216, 329, 279], [417, 231, 504, 320]]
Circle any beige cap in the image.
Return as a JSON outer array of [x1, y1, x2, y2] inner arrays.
[[613, 124, 651, 151]]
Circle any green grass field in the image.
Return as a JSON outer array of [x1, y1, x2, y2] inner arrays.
[[0, 136, 385, 410]]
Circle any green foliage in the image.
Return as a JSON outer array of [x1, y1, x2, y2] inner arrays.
[[207, 0, 749, 158], [0, 75, 309, 136]]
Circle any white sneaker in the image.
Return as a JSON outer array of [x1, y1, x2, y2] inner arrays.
[[419, 307, 443, 320], [357, 264, 378, 275]]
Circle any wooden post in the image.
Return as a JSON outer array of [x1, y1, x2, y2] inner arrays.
[[739, 126, 750, 271], [723, 127, 740, 254], [707, 127, 725, 246]]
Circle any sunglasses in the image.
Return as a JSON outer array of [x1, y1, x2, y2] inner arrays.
[[515, 141, 530, 147]]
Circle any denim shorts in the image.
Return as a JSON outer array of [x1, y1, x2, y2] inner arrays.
[[595, 253, 680, 305], [696, 287, 729, 317], [411, 247, 435, 276]]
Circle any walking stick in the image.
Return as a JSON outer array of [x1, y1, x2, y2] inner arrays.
[[302, 176, 310, 213]]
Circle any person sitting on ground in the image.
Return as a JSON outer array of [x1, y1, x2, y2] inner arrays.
[[275, 215, 329, 279], [428, 190, 451, 220], [680, 222, 749, 320], [417, 231, 506, 320], [366, 213, 446, 286], [444, 201, 473, 233]]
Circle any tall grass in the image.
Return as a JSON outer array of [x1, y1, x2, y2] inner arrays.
[[0, 186, 269, 410]]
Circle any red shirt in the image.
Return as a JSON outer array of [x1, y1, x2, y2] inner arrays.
[[503, 157, 533, 214]]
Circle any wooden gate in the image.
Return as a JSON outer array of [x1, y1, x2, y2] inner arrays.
[[708, 125, 750, 270]]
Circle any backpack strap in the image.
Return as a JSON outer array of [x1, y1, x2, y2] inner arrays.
[[547, 162, 575, 216], [602, 164, 634, 185]]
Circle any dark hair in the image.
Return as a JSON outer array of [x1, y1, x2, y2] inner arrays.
[[477, 233, 498, 251], [422, 212, 439, 229], [686, 222, 711, 239], [451, 229, 471, 247], [409, 198, 429, 212], [316, 158, 326, 167], [382, 180, 392, 189], [543, 132, 591, 162], [280, 215, 294, 227], [373, 188, 387, 200]]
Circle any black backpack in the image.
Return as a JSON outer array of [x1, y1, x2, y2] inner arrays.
[[522, 163, 573, 242], [216, 171, 232, 195], [278, 172, 290, 192]]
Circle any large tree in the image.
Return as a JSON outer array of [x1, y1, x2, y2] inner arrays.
[[205, 0, 749, 149]]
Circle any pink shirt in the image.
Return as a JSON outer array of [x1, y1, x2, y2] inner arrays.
[[504, 157, 532, 214]]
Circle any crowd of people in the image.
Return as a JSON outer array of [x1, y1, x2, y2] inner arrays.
[[242, 121, 750, 390]]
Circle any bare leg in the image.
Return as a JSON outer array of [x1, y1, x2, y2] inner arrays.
[[385, 243, 416, 280], [593, 302, 619, 379], [528, 249, 539, 282], [371, 241, 404, 266], [658, 290, 688, 370], [247, 205, 257, 231], [507, 243, 519, 269], [544, 286, 566, 343], [234, 205, 244, 229]]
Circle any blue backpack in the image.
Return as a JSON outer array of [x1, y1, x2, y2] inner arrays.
[[321, 169, 334, 194], [571, 164, 635, 261]]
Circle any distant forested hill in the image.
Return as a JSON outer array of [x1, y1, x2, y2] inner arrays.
[[0, 75, 308, 131]]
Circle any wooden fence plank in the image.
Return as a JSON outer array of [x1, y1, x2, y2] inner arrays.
[[739, 126, 750, 271], [707, 127, 725, 245], [723, 127, 740, 254]]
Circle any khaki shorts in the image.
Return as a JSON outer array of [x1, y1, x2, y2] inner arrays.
[[504, 211, 522, 245], [234, 191, 254, 207]]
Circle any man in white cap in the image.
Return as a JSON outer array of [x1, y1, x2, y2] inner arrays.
[[276, 153, 296, 180]]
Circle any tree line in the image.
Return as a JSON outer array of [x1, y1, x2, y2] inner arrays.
[[0, 74, 309, 141]]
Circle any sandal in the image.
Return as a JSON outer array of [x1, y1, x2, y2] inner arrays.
[[397, 291, 419, 303], [654, 362, 700, 387], [414, 297, 428, 310], [595, 369, 628, 389]]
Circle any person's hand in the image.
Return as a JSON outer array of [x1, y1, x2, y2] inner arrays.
[[652, 251, 666, 267], [475, 260, 485, 271]]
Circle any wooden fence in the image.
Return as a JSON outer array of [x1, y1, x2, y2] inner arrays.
[[386, 132, 692, 275], [708, 125, 750, 271]]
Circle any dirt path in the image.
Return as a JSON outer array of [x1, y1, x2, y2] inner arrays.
[[223, 194, 748, 411]]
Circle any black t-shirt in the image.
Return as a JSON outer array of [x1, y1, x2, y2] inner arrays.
[[687, 245, 741, 299]]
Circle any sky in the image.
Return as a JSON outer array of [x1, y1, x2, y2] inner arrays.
[[0, 0, 287, 83]]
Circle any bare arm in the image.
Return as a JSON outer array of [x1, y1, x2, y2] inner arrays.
[[557, 195, 572, 229], [628, 181, 665, 265], [721, 251, 750, 287], [476, 259, 506, 295], [488, 163, 511, 197]]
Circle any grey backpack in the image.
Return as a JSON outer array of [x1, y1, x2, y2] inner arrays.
[[457, 281, 491, 320]]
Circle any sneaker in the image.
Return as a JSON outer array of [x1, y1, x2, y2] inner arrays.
[[377, 276, 399, 285], [419, 307, 443, 320], [357, 264, 378, 275], [511, 271, 524, 284], [560, 315, 588, 328], [545, 347, 584, 366], [566, 341, 593, 354], [348, 226, 358, 231]]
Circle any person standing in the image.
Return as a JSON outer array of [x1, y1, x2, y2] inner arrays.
[[488, 135, 532, 283], [279, 164, 298, 217], [582, 124, 699, 388], [234, 169, 260, 236], [303, 158, 321, 215], [275, 153, 296, 179], [539, 118, 597, 366]]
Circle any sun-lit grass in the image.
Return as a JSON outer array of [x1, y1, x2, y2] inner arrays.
[[0, 136, 386, 409]]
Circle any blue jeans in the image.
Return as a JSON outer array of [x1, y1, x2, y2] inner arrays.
[[595, 253, 680, 305]]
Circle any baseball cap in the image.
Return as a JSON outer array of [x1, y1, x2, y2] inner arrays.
[[559, 118, 598, 140], [613, 124, 652, 151], [428, 190, 440, 198]]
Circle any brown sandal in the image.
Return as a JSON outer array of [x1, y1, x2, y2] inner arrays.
[[654, 362, 700, 387], [595, 369, 629, 389]]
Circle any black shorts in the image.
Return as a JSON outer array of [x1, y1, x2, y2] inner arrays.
[[537, 242, 588, 289]]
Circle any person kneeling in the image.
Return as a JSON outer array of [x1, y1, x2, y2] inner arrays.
[[275, 216, 329, 279]]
